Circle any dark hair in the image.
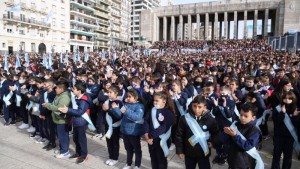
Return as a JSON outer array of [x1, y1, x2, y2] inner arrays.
[[240, 103, 258, 116], [153, 91, 176, 121], [108, 85, 119, 94], [281, 91, 297, 113], [56, 80, 69, 91], [190, 95, 207, 106], [127, 88, 144, 103], [74, 82, 86, 93], [34, 77, 44, 84]]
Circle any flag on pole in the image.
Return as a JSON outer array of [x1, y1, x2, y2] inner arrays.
[[15, 54, 21, 68], [96, 19, 99, 26], [60, 52, 63, 63], [46, 10, 54, 23], [48, 53, 53, 69], [65, 53, 69, 65], [77, 52, 81, 62], [84, 52, 89, 62], [102, 49, 105, 58], [42, 53, 48, 68], [9, 3, 21, 12], [25, 53, 29, 67], [4, 52, 9, 72]]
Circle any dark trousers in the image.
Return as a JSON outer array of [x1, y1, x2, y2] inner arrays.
[[148, 139, 169, 169], [3, 104, 15, 123], [259, 114, 269, 136], [271, 136, 294, 169], [123, 134, 142, 167], [185, 156, 211, 169], [44, 114, 56, 145], [56, 123, 70, 154], [73, 125, 88, 158], [19, 102, 28, 124], [37, 117, 46, 138], [96, 110, 104, 134], [171, 116, 180, 144], [106, 128, 120, 160]]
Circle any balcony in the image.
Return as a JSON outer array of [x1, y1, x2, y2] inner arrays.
[[94, 10, 110, 20], [70, 38, 94, 45], [2, 14, 50, 29], [70, 29, 94, 37], [94, 3, 110, 13], [70, 19, 96, 28], [112, 0, 121, 4], [5, 0, 47, 15], [97, 19, 109, 26], [95, 27, 109, 34], [97, 0, 111, 6], [95, 34, 110, 41], [111, 12, 121, 18], [71, 0, 95, 12], [98, 41, 109, 48], [70, 7, 95, 20]]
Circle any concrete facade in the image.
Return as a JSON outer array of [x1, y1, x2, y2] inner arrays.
[[0, 0, 70, 54], [140, 0, 300, 43]]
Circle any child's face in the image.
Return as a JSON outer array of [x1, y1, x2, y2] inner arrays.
[[108, 89, 117, 100], [172, 83, 180, 92], [192, 103, 206, 117], [245, 80, 254, 87], [240, 110, 255, 124], [153, 95, 166, 109], [36, 82, 44, 89], [126, 93, 137, 103]]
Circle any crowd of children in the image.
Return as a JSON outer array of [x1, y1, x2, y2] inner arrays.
[[0, 38, 300, 169]]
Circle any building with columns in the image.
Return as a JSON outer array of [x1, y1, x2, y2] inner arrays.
[[140, 0, 300, 42], [0, 0, 70, 54]]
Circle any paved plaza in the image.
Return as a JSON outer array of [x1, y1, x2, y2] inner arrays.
[[0, 120, 299, 169]]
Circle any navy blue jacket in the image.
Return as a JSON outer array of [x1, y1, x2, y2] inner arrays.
[[104, 100, 123, 131], [67, 94, 91, 127], [113, 102, 145, 136], [221, 121, 261, 169], [40, 90, 56, 116], [173, 91, 188, 116], [212, 97, 236, 128], [1, 80, 15, 102], [206, 92, 220, 111], [86, 84, 100, 100], [144, 107, 174, 140]]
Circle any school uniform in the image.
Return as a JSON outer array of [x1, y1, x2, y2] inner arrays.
[[67, 94, 91, 159], [144, 107, 174, 169], [176, 111, 220, 169], [271, 105, 299, 169], [1, 79, 15, 124], [221, 120, 262, 169], [27, 85, 38, 129], [113, 102, 145, 168], [40, 90, 56, 147], [14, 81, 29, 125], [96, 90, 109, 135], [104, 99, 123, 161]]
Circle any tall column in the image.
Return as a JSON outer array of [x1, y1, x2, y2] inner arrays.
[[179, 15, 183, 40], [244, 10, 247, 39], [156, 16, 160, 41], [263, 8, 269, 38], [188, 15, 192, 40], [224, 12, 228, 39], [205, 13, 209, 40], [253, 10, 258, 38], [214, 12, 219, 40], [196, 14, 200, 40], [234, 11, 238, 39], [171, 16, 175, 40], [163, 16, 167, 41]]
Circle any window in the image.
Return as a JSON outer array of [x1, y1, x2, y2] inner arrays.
[[61, 0, 65, 3], [7, 11, 13, 18], [40, 33, 44, 37], [20, 14, 26, 21], [19, 30, 25, 35], [61, 22, 65, 28], [2, 43, 5, 48], [52, 18, 56, 26], [61, 7, 65, 16], [31, 43, 35, 52], [20, 42, 25, 51], [7, 29, 12, 33]]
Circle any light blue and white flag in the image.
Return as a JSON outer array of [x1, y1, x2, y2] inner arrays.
[[60, 52, 63, 63], [15, 54, 21, 68], [42, 53, 48, 68], [4, 52, 9, 72], [84, 52, 89, 62], [48, 53, 52, 69], [25, 53, 29, 67], [9, 3, 21, 12], [46, 10, 54, 23]]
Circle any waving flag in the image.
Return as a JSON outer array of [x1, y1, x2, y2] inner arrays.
[[48, 53, 53, 69], [60, 52, 63, 63], [25, 53, 29, 67], [46, 10, 54, 23], [84, 52, 89, 62], [42, 53, 48, 68], [77, 52, 81, 62], [4, 52, 9, 72], [9, 3, 21, 12], [65, 53, 69, 65], [15, 54, 21, 68]]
